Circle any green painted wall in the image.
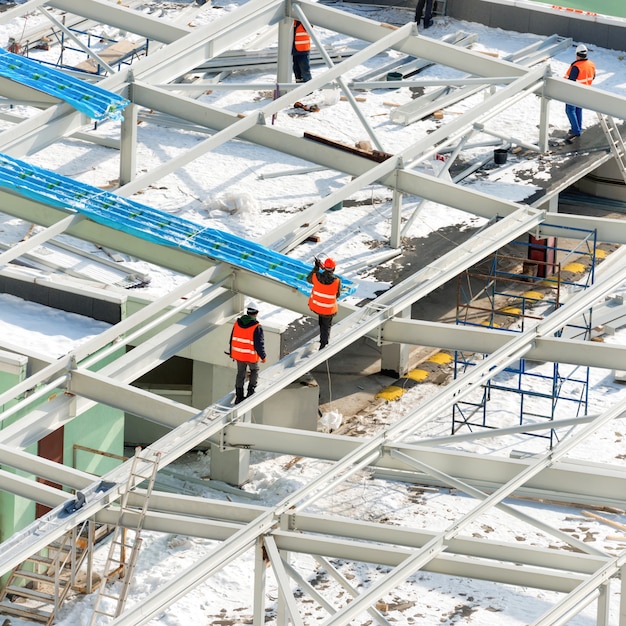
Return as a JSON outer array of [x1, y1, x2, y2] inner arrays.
[[0, 350, 125, 573], [528, 0, 626, 19]]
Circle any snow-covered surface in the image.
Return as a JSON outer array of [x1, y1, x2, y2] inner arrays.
[[0, 1, 625, 625]]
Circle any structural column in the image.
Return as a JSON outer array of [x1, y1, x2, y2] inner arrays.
[[120, 97, 138, 186], [277, 18, 293, 95], [381, 307, 410, 377]]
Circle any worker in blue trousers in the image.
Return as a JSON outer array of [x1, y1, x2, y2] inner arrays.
[[564, 44, 596, 143]]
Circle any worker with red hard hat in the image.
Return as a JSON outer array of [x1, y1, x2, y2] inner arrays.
[[307, 256, 342, 349]]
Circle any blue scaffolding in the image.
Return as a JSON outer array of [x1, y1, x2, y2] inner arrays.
[[452, 224, 597, 447]]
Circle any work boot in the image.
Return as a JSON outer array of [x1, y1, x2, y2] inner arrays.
[[235, 387, 245, 404], [246, 386, 256, 398]]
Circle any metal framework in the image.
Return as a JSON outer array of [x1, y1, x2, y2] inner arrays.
[[452, 224, 599, 445], [0, 1, 625, 625]]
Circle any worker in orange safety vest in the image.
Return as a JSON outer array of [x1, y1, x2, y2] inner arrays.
[[292, 20, 312, 82], [563, 44, 596, 143], [229, 303, 266, 404], [307, 257, 341, 350]]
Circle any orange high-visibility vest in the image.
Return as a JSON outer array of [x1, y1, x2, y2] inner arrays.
[[294, 22, 311, 53], [308, 273, 339, 315], [565, 59, 596, 85], [231, 321, 260, 363]]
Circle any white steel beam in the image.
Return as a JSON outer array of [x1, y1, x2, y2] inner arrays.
[[323, 401, 626, 625], [48, 0, 191, 43], [378, 320, 626, 370], [300, 0, 526, 78], [544, 77, 626, 121], [117, 22, 415, 197], [223, 424, 626, 510]]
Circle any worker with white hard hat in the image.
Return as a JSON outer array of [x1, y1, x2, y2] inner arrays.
[[229, 302, 266, 404], [563, 44, 596, 143]]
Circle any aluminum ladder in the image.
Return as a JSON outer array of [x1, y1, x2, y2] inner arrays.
[[0, 520, 97, 625], [88, 448, 160, 625], [597, 112, 626, 184]]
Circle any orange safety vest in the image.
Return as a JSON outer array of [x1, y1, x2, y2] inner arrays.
[[308, 273, 339, 315], [294, 22, 311, 53], [564, 59, 596, 85], [231, 321, 260, 363]]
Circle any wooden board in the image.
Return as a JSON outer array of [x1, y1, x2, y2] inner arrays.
[[75, 40, 145, 74]]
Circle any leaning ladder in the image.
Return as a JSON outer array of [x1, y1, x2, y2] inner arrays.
[[88, 448, 161, 625], [597, 112, 626, 184], [434, 0, 447, 17]]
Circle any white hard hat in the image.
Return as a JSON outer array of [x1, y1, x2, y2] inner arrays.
[[246, 302, 259, 315], [576, 44, 588, 56]]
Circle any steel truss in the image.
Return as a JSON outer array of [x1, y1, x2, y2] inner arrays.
[[0, 1, 625, 625]]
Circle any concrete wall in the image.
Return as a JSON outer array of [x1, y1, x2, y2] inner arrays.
[[344, 0, 625, 51], [0, 269, 126, 324], [445, 0, 625, 51]]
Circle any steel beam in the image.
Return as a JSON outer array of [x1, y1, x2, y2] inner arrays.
[[222, 423, 626, 510], [378, 319, 626, 370], [544, 77, 626, 121], [48, 0, 191, 43]]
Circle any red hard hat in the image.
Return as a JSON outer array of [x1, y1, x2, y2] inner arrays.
[[323, 257, 336, 270]]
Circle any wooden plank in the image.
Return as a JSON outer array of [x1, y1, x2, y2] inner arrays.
[[582, 510, 626, 532], [75, 40, 145, 74], [303, 132, 393, 163]]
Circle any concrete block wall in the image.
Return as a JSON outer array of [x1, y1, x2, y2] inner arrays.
[[445, 0, 626, 51], [343, 0, 625, 51], [0, 269, 125, 324]]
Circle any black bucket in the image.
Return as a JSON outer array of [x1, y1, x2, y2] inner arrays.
[[386, 71, 402, 81], [494, 148, 508, 165]]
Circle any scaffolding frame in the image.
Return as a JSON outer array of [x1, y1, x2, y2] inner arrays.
[[453, 224, 599, 446]]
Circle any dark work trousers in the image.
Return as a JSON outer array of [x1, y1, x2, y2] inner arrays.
[[292, 52, 312, 82], [235, 360, 260, 395], [318, 314, 335, 349], [415, 0, 434, 23]]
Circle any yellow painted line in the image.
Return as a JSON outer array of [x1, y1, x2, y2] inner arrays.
[[563, 262, 586, 274], [522, 290, 544, 300], [376, 386, 405, 401], [479, 319, 500, 328], [427, 352, 453, 365], [405, 369, 430, 382], [537, 279, 558, 288]]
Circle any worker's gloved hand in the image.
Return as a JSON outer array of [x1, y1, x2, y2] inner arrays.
[[314, 257, 321, 269], [262, 358, 267, 363]]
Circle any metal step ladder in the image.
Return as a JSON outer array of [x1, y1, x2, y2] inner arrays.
[[597, 112, 626, 184], [88, 448, 160, 625], [434, 0, 447, 17], [0, 520, 98, 625]]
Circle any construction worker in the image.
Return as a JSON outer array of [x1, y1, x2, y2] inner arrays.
[[292, 20, 312, 83], [564, 44, 596, 143], [414, 0, 434, 28], [307, 257, 341, 350], [229, 303, 266, 404]]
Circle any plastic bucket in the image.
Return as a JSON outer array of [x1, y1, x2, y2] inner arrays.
[[386, 71, 402, 81], [494, 148, 508, 165]]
